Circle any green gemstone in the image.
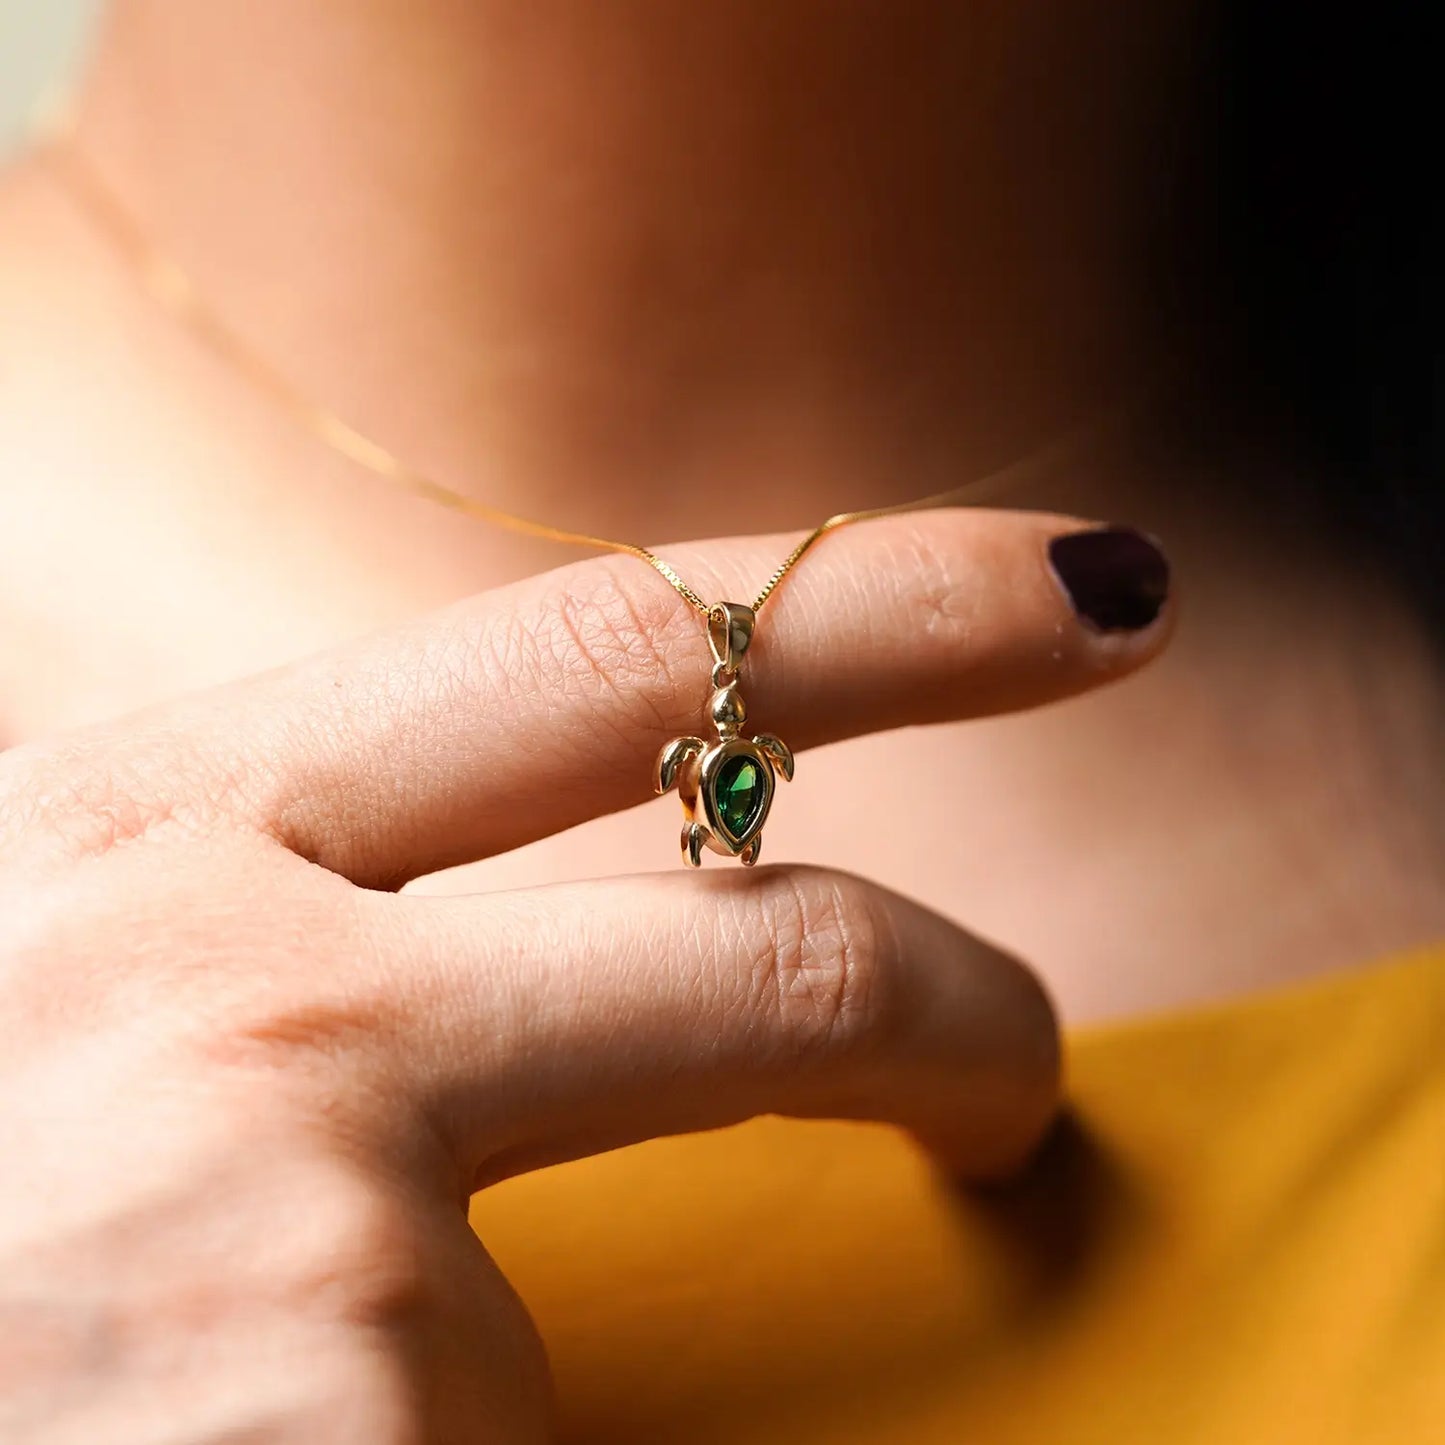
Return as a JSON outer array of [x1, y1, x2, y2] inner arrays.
[[715, 754, 766, 841]]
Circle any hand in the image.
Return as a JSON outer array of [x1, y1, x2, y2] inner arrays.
[[0, 511, 1170, 1443]]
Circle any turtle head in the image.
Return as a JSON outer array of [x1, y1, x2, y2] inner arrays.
[[709, 684, 746, 738]]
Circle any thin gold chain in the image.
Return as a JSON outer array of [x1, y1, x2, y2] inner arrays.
[[42, 135, 1091, 620]]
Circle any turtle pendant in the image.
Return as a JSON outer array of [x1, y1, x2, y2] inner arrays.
[[653, 602, 794, 867]]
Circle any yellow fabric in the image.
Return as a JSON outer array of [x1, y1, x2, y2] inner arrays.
[[471, 949, 1445, 1443]]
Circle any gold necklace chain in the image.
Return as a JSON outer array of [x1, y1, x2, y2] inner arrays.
[[42, 135, 1094, 620]]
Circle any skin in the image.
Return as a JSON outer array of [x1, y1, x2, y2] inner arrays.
[[0, 2, 1441, 1439], [4, 513, 1150, 1440], [0, 1, 1436, 1011]]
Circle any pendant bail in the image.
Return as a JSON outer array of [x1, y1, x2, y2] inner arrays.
[[707, 602, 756, 679]]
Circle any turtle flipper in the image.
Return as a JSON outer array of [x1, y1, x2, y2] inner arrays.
[[683, 822, 708, 868], [753, 733, 795, 782], [655, 736, 706, 794], [741, 834, 762, 867]]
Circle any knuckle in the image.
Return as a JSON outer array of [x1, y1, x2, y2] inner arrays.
[[516, 560, 696, 737], [204, 972, 391, 1073], [0, 734, 234, 869], [180, 902, 401, 1081], [887, 515, 1004, 651], [746, 869, 892, 1063]]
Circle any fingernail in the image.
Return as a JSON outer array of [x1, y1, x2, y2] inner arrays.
[[1048, 527, 1171, 633]]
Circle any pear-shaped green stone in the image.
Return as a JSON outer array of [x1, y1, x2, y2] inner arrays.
[[715, 754, 766, 841]]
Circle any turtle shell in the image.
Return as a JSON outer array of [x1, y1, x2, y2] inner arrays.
[[697, 738, 775, 853]]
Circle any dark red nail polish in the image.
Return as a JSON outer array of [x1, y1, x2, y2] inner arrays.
[[1048, 527, 1171, 633]]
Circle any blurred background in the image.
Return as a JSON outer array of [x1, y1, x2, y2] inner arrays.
[[0, 1, 1436, 625], [0, 1, 98, 149]]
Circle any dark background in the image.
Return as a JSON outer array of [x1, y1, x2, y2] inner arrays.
[[1166, 1, 1440, 631]]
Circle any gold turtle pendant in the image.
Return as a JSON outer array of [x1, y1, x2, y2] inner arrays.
[[653, 602, 794, 867]]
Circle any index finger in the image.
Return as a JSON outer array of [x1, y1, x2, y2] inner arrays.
[[56, 509, 1174, 885]]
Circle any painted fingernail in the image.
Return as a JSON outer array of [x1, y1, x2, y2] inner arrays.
[[1048, 527, 1171, 632]]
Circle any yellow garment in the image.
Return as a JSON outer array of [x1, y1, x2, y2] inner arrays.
[[471, 949, 1444, 1443]]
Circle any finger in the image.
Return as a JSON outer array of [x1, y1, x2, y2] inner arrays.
[[81, 509, 1172, 885], [386, 866, 1061, 1187]]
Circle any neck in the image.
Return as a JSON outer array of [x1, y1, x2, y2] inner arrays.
[[6, 4, 1443, 997], [70, 0, 1189, 540]]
